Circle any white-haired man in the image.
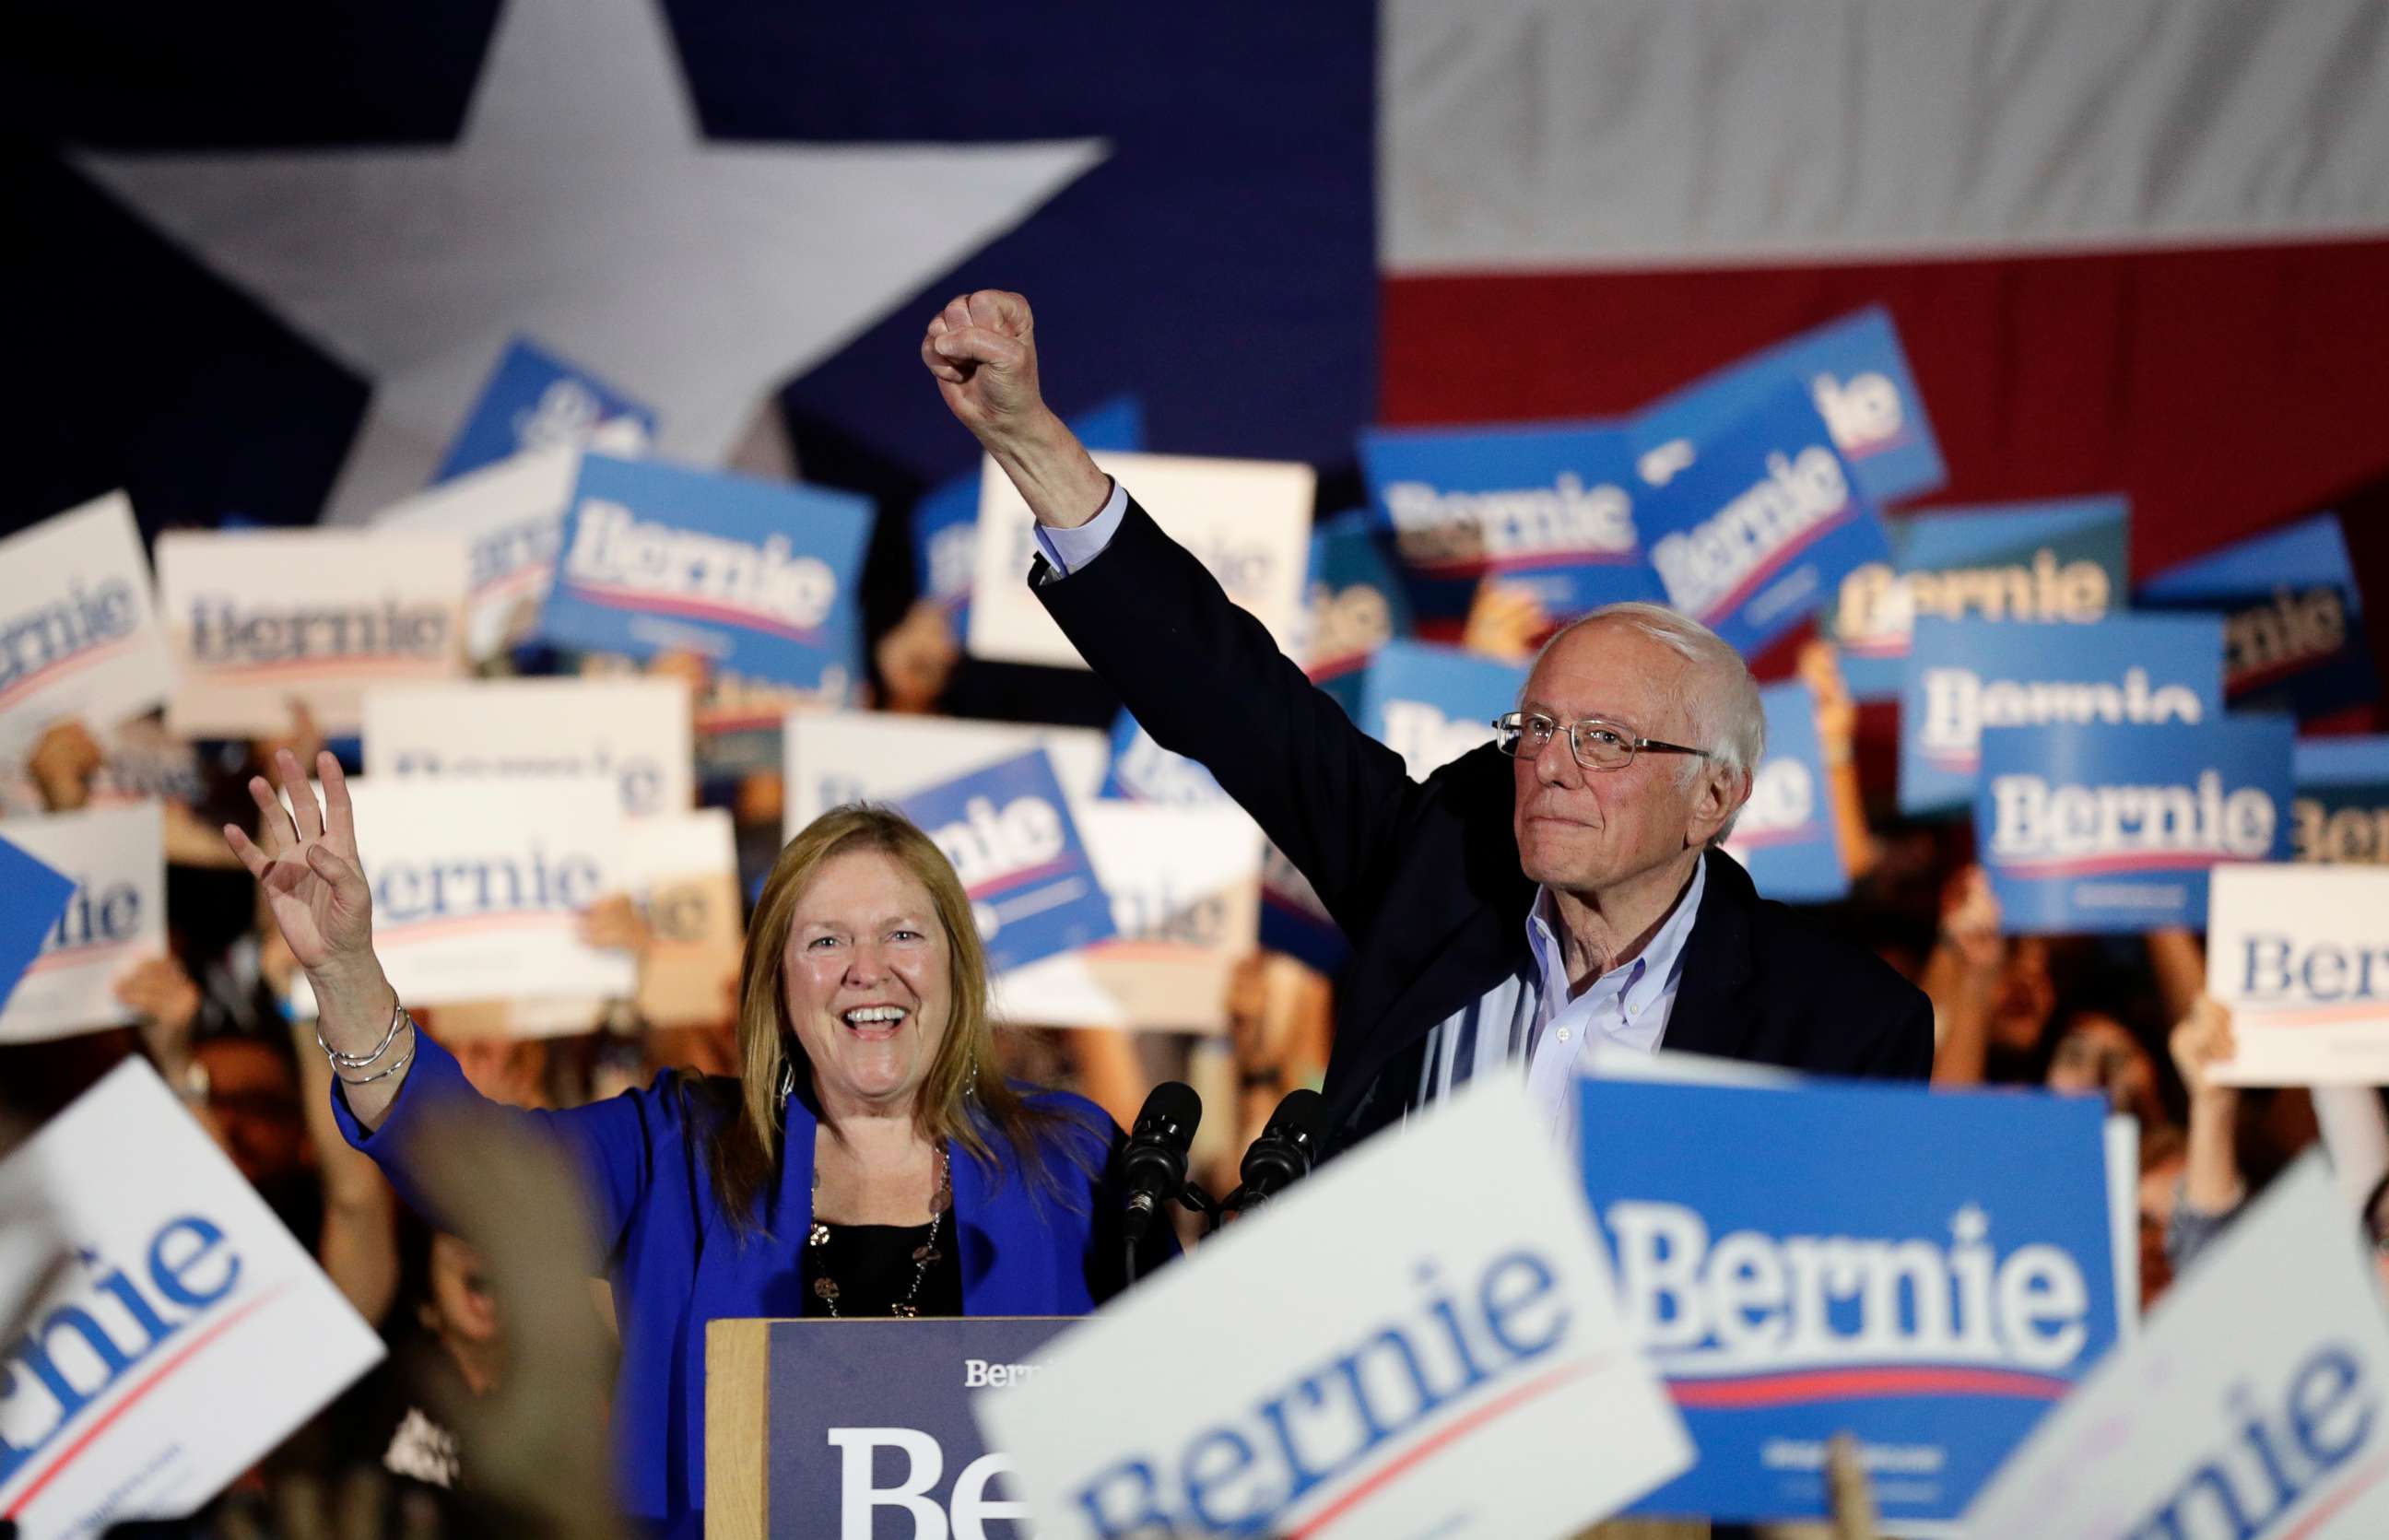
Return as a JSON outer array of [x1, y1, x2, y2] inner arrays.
[[924, 291, 1933, 1150]]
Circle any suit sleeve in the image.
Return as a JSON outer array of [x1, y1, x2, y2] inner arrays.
[[1033, 496, 1430, 942], [332, 1025, 665, 1259], [1861, 991, 1937, 1081]]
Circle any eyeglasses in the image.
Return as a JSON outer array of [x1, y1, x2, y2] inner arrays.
[[1491, 711, 1714, 772]]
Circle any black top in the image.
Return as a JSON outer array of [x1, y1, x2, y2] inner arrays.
[[1033, 498, 1936, 1154], [801, 1220, 965, 1319]]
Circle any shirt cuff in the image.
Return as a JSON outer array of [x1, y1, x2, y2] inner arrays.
[[1030, 479, 1128, 578]]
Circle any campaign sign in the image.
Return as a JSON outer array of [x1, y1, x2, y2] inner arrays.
[[1300, 509, 1415, 714], [1974, 716, 2295, 935], [976, 1077, 1694, 1539], [622, 808, 742, 1030], [0, 1059, 384, 1535], [2295, 735, 2389, 864], [1100, 711, 1228, 806], [1636, 306, 1946, 511], [913, 395, 1144, 630], [994, 802, 1262, 1034], [539, 453, 872, 696], [2207, 864, 2389, 1086], [0, 493, 176, 759], [1900, 614, 2228, 817], [969, 451, 1313, 670], [433, 335, 655, 484], [1828, 498, 2131, 703], [286, 777, 634, 1016], [159, 529, 469, 737], [895, 751, 1115, 977], [363, 676, 693, 818], [371, 444, 579, 664], [708, 1316, 1066, 1538], [1721, 682, 1849, 903], [2138, 512, 2378, 719], [1633, 381, 1894, 659], [1357, 420, 1665, 628], [1355, 640, 1528, 782], [0, 834, 76, 1013], [0, 803, 165, 1044], [1575, 1076, 2123, 1527], [1961, 1154, 2389, 1540], [782, 711, 1111, 840]]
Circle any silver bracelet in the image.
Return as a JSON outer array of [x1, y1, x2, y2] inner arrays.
[[318, 998, 407, 1069], [334, 1032, 417, 1087]]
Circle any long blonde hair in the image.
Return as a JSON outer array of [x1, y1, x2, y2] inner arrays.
[[711, 804, 1072, 1237]]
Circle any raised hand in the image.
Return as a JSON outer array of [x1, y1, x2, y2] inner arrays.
[[222, 748, 375, 981], [2170, 993, 2239, 1102], [921, 289, 1048, 441]]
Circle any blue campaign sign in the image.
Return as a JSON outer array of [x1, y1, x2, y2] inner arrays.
[[2294, 735, 2389, 864], [896, 750, 1115, 974], [2137, 512, 2378, 720], [1637, 307, 1946, 511], [1357, 419, 1665, 629], [1975, 716, 2296, 934], [912, 395, 1145, 631], [1900, 614, 2227, 817], [1723, 682, 1848, 903], [1828, 498, 2131, 703], [752, 1316, 1068, 1538], [1100, 711, 1228, 806], [1578, 1076, 2121, 1527], [433, 336, 656, 484], [1634, 382, 1894, 659], [539, 453, 872, 694], [0, 833, 76, 1010], [1301, 510, 1414, 716], [1354, 640, 1528, 782]]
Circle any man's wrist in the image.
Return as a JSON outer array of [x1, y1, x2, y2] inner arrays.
[[982, 409, 1109, 529]]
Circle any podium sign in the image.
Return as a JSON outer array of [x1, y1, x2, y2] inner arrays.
[[706, 1316, 1067, 1538]]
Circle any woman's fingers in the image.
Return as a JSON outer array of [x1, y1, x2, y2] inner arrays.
[[319, 751, 358, 853], [245, 776, 295, 854], [276, 747, 325, 843], [223, 824, 272, 880]]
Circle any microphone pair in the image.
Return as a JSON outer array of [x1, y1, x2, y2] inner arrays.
[[1116, 1082, 1332, 1248]]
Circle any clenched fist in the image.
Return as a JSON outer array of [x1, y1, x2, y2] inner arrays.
[[922, 289, 1049, 443]]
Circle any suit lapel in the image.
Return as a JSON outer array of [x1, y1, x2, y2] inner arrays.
[[1661, 849, 1763, 1061]]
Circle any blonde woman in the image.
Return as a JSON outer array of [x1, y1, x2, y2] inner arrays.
[[229, 749, 1166, 1534]]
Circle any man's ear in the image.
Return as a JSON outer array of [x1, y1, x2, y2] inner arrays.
[[1686, 763, 1746, 849]]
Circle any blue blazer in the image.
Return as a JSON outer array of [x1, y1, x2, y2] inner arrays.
[[335, 1029, 1156, 1534]]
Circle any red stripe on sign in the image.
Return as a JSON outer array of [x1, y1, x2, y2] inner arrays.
[[1287, 1356, 1611, 1538], [2275, 1445, 2389, 1540], [561, 582, 822, 648], [1691, 503, 1861, 628], [0, 637, 139, 711], [2, 1280, 293, 1519], [1382, 239, 2389, 587], [1668, 1364, 2069, 1409]]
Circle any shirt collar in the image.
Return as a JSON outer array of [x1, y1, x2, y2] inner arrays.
[[1525, 854, 1708, 1004]]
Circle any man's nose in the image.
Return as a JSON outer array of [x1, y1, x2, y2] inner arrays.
[[1531, 724, 1581, 787]]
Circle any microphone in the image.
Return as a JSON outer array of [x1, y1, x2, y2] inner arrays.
[[1235, 1088, 1330, 1209], [1119, 1081, 1202, 1244]]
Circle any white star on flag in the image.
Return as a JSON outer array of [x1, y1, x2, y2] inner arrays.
[[74, 0, 1107, 521]]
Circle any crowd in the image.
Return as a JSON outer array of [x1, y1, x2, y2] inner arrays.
[[0, 289, 2376, 1540]]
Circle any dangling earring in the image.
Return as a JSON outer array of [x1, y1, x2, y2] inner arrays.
[[964, 1055, 981, 1102], [778, 1056, 794, 1109]]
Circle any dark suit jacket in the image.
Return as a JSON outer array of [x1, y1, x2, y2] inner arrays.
[[1036, 498, 1934, 1151]]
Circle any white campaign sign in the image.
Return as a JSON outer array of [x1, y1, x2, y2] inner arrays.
[[0, 493, 177, 759], [966, 451, 1315, 670], [159, 530, 469, 737], [288, 777, 633, 1014], [369, 444, 578, 663], [781, 711, 1109, 838], [0, 803, 165, 1044], [1961, 1155, 2389, 1539], [974, 1078, 1693, 1539], [363, 675, 693, 819], [994, 802, 1263, 1032], [2207, 864, 2389, 1086], [622, 807, 742, 1029], [0, 1058, 385, 1534]]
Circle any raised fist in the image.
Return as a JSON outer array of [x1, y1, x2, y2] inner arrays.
[[921, 289, 1048, 443]]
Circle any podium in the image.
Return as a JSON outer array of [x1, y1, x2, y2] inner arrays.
[[705, 1316, 1070, 1537]]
